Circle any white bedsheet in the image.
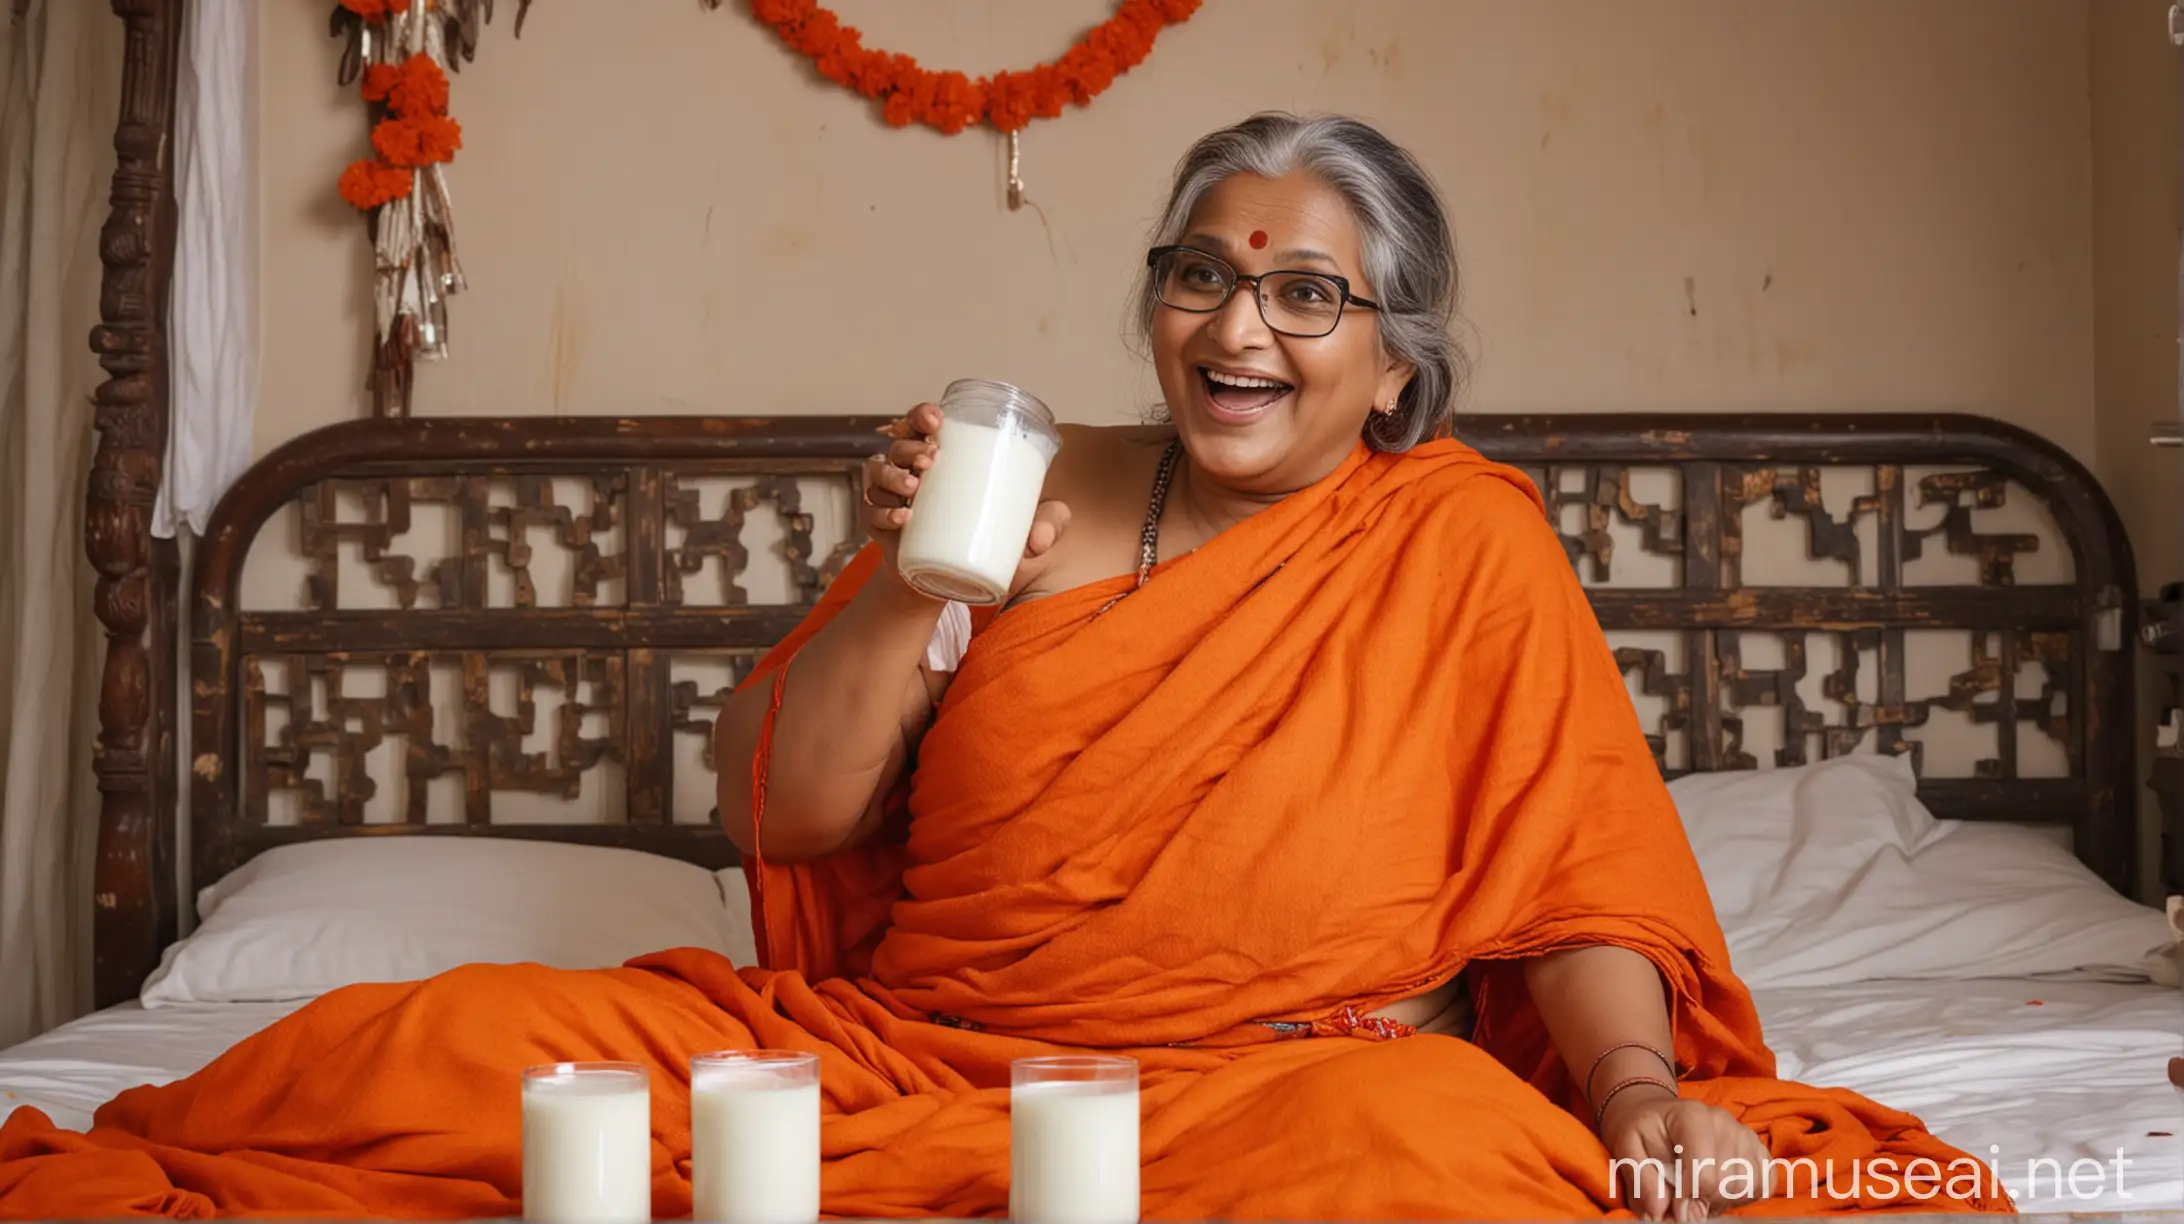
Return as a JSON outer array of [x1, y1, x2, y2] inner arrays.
[[0, 981, 2175, 1214], [1753, 978, 2184, 1213], [0, 1000, 301, 1132]]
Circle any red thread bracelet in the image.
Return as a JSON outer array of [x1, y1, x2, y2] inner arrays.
[[1593, 1074, 1677, 1131], [1585, 1041, 1678, 1098]]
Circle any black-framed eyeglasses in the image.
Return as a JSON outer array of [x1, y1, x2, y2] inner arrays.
[[1146, 245, 1380, 338]]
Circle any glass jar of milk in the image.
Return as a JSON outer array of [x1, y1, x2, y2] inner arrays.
[[895, 379, 1063, 605], [520, 1062, 652, 1224], [689, 1050, 822, 1224], [1010, 1055, 1140, 1224]]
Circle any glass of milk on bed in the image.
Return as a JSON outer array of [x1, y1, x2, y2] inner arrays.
[[1009, 1055, 1140, 1224], [521, 1062, 652, 1223], [689, 1049, 822, 1224], [894, 379, 1063, 605]]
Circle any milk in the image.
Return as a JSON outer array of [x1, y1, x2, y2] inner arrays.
[[1009, 1081, 1141, 1224], [896, 416, 1055, 605], [689, 1080, 821, 1224], [521, 1073, 652, 1223]]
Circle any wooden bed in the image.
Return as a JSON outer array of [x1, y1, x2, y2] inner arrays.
[[34, 3, 2182, 1215], [79, 1, 2170, 1020]]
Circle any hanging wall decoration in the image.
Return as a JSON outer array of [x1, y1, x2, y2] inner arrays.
[[328, 0, 533, 417], [321, 1, 1197, 418], [733, 0, 1201, 209]]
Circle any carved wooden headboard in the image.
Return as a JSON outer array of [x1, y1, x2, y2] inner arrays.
[[83, 410, 2140, 1008]]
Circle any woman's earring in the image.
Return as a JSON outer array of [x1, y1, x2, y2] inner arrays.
[[1364, 400, 1408, 448]]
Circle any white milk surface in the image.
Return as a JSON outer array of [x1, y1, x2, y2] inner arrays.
[[690, 1080, 822, 1224], [896, 417, 1052, 604], [521, 1079, 653, 1223], [1009, 1081, 1140, 1224]]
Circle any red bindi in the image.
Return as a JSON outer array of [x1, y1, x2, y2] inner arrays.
[[1248, 230, 1268, 249]]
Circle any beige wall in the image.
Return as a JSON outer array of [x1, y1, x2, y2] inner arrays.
[[2092, 0, 2182, 603], [2090, 1, 2183, 898], [260, 1, 2100, 451]]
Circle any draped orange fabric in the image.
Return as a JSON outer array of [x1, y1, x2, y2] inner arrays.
[[0, 439, 2010, 1219]]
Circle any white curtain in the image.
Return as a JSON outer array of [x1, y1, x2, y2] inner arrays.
[[157, 0, 253, 539], [0, 0, 124, 1046]]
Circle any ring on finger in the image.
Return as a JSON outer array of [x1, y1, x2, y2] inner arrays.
[[860, 455, 892, 507]]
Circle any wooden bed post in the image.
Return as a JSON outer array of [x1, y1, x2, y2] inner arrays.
[[85, 0, 184, 1010]]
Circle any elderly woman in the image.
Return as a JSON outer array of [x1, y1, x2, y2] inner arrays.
[[707, 112, 2002, 1220], [0, 114, 2003, 1222]]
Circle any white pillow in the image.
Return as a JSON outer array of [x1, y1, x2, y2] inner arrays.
[[141, 838, 752, 1007], [1669, 754, 2178, 987], [1670, 753, 1946, 926], [716, 866, 757, 965]]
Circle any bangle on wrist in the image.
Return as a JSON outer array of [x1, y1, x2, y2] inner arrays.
[[1592, 1074, 1677, 1131], [1583, 1041, 1678, 1101]]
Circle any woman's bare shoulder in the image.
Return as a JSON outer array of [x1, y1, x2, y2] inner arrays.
[[1047, 423, 1174, 500]]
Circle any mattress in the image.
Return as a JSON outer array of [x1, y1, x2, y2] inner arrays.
[[0, 999, 302, 1132], [1751, 978, 2183, 1213], [0, 981, 2176, 1213]]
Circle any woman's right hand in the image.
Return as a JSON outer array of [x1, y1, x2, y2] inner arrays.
[[862, 402, 943, 588], [862, 401, 1072, 603]]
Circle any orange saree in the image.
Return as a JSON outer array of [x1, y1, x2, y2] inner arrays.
[[0, 438, 2009, 1219]]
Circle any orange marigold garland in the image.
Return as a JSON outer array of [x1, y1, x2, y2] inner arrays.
[[340, 54, 458, 206], [357, 62, 402, 103], [327, 1, 522, 417], [386, 52, 451, 114], [336, 159, 414, 209], [356, 53, 450, 115], [371, 113, 464, 168], [744, 0, 1202, 136]]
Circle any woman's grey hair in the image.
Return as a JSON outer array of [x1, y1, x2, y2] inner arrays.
[[1130, 112, 1465, 452]]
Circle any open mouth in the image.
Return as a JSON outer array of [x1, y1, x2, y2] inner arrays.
[[1198, 366, 1295, 420]]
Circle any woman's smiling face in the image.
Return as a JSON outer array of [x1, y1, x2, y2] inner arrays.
[[1150, 170, 1413, 494]]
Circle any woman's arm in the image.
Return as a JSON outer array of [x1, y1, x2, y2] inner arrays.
[[714, 407, 955, 862], [1522, 945, 1679, 1117], [713, 572, 945, 862], [714, 401, 1071, 862], [1524, 945, 1769, 1219]]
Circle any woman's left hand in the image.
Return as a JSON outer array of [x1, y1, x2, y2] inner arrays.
[[1599, 1088, 1771, 1220]]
